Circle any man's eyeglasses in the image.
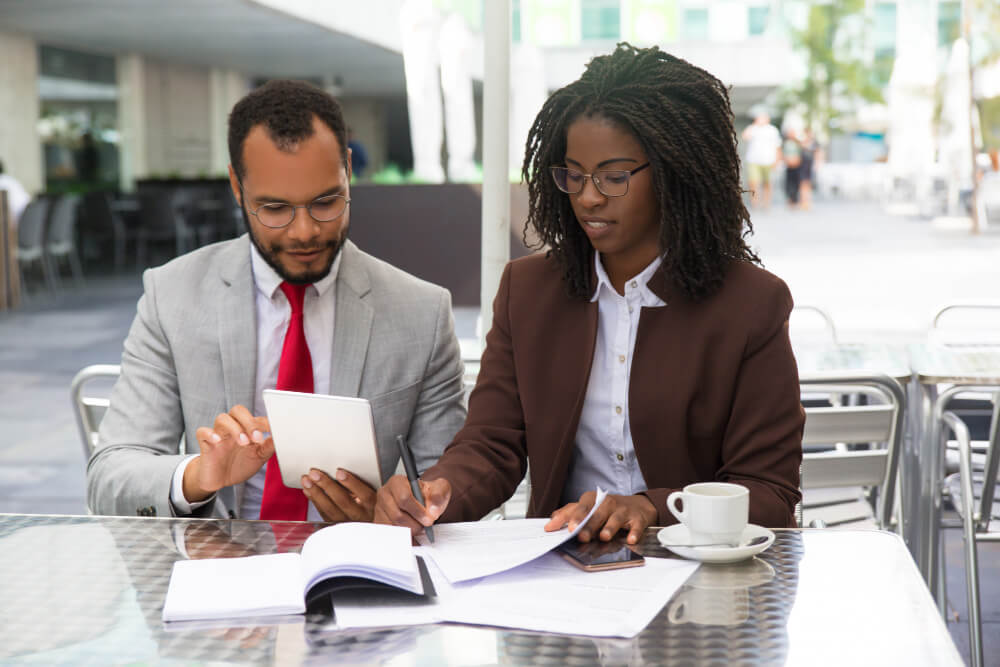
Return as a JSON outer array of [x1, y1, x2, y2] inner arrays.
[[238, 181, 350, 229], [549, 163, 650, 197]]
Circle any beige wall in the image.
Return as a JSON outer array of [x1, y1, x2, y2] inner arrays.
[[0, 32, 43, 195], [142, 59, 213, 177], [339, 98, 388, 178], [118, 55, 247, 187]]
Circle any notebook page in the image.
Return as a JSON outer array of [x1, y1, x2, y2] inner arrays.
[[162, 553, 305, 622], [300, 522, 420, 593], [418, 488, 608, 582]]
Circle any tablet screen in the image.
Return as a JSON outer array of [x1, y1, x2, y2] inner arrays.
[[262, 389, 383, 490]]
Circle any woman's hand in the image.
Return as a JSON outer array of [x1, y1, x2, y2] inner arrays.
[[545, 491, 657, 544]]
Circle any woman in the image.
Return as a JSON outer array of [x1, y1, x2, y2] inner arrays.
[[782, 128, 802, 207], [375, 44, 803, 544]]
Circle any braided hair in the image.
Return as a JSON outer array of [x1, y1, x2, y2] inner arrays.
[[522, 43, 759, 302]]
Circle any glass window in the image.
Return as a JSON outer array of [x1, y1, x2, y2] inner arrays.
[[748, 6, 769, 36], [39, 45, 115, 84], [872, 2, 896, 59], [581, 0, 621, 40], [938, 1, 961, 47], [682, 8, 709, 40]]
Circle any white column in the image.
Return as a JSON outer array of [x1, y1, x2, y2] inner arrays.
[[0, 32, 43, 196], [439, 13, 477, 182], [210, 69, 249, 175], [400, 0, 445, 183], [509, 43, 547, 174], [480, 0, 511, 350], [116, 53, 148, 192]]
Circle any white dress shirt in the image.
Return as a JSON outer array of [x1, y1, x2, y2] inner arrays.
[[170, 243, 341, 520], [561, 252, 666, 505]]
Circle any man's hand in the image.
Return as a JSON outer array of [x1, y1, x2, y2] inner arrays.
[[184, 405, 274, 503], [373, 474, 451, 536], [544, 491, 657, 545], [302, 468, 376, 522]]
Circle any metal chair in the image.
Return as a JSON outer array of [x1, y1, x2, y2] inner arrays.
[[930, 301, 1000, 346], [45, 194, 84, 287], [15, 197, 54, 293], [790, 304, 838, 345], [799, 373, 906, 531], [70, 364, 121, 462], [135, 191, 197, 269], [940, 408, 1000, 667]]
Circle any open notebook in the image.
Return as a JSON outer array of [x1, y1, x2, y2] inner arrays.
[[162, 523, 431, 622], [163, 489, 609, 624]]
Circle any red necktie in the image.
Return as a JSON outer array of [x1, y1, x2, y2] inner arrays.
[[260, 282, 312, 521]]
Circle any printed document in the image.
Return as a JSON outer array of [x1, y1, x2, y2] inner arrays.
[[417, 488, 608, 582]]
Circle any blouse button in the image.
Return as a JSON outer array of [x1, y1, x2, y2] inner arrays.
[[630, 280, 638, 288], [616, 453, 624, 462], [618, 354, 626, 363], [615, 405, 622, 415]]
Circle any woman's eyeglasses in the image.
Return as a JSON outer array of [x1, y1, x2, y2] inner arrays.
[[549, 163, 650, 197]]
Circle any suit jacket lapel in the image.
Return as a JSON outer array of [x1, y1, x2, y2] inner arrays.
[[535, 294, 599, 515], [215, 236, 256, 517], [329, 241, 373, 397], [217, 236, 257, 410]]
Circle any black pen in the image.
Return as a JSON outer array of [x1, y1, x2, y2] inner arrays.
[[396, 434, 435, 543]]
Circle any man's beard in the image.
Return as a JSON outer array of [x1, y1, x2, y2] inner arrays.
[[241, 206, 346, 285]]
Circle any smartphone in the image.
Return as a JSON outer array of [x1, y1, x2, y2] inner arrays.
[[557, 538, 646, 572]]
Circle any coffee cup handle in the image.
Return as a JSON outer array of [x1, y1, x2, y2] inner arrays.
[[667, 491, 686, 523], [667, 598, 689, 624]]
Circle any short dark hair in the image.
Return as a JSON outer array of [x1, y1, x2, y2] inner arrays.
[[228, 79, 348, 181], [522, 43, 759, 302]]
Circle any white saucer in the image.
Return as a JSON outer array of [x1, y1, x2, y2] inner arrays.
[[656, 524, 775, 564]]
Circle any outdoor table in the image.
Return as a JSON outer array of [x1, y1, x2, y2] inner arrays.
[[908, 343, 1000, 608], [792, 341, 911, 384], [0, 514, 960, 666]]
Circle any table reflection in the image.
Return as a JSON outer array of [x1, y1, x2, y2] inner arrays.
[[0, 516, 960, 666]]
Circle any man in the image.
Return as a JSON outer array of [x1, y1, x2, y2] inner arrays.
[[0, 159, 30, 228], [741, 111, 781, 210], [87, 80, 466, 521]]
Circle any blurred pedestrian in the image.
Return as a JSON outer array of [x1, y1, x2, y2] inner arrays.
[[76, 131, 100, 184], [781, 129, 802, 208], [347, 128, 369, 179], [742, 111, 781, 210], [0, 159, 30, 228], [797, 128, 820, 211]]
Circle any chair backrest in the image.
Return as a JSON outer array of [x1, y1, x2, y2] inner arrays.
[[70, 364, 121, 461], [16, 198, 51, 250], [800, 372, 906, 530], [790, 305, 838, 345], [930, 302, 1000, 345], [138, 191, 184, 233], [46, 194, 81, 249]]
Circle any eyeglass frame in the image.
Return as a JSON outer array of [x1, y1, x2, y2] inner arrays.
[[236, 178, 351, 229], [549, 162, 651, 197]]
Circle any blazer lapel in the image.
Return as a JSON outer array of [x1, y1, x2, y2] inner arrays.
[[329, 241, 373, 397], [534, 294, 599, 515], [216, 236, 257, 412]]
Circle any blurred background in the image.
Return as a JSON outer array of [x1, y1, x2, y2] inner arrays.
[[2, 1, 1000, 663]]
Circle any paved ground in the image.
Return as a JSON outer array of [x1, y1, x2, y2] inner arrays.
[[1, 199, 998, 663]]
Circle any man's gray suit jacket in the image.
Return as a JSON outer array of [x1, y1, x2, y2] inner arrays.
[[87, 236, 467, 518]]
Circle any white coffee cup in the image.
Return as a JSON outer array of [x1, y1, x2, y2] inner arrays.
[[666, 482, 749, 545]]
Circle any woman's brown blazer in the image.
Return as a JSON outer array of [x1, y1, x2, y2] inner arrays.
[[423, 253, 804, 528]]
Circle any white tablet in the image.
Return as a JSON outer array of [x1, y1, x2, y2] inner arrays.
[[262, 389, 383, 490]]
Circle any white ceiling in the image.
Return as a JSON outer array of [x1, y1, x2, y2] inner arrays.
[[0, 0, 408, 96]]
